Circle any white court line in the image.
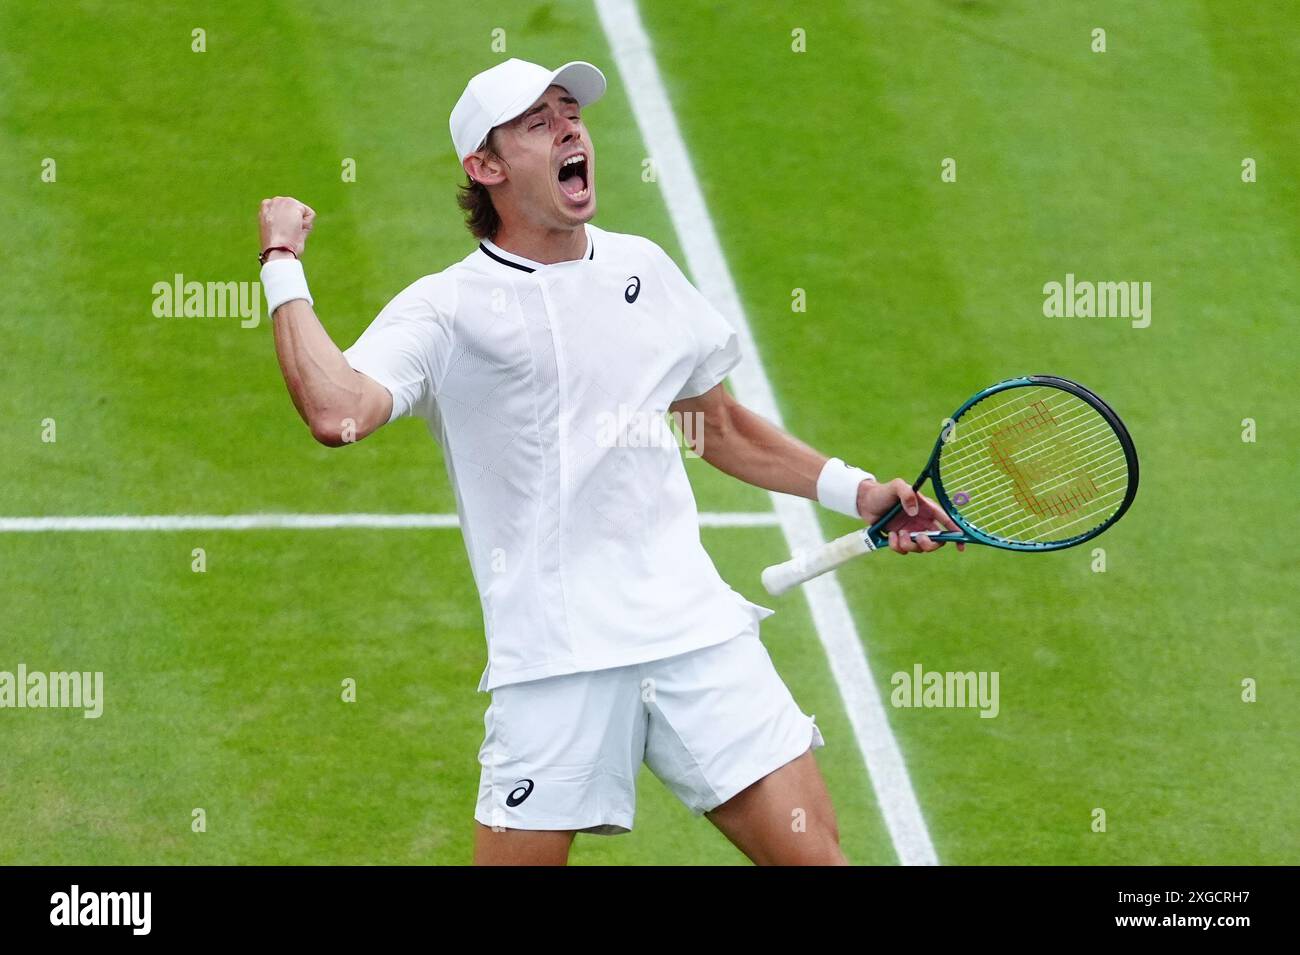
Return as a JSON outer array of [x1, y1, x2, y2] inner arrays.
[[0, 512, 780, 533], [595, 0, 939, 865]]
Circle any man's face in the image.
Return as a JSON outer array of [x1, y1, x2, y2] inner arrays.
[[471, 85, 596, 231]]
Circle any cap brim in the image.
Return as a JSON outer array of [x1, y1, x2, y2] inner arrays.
[[488, 61, 607, 138], [547, 61, 606, 107]]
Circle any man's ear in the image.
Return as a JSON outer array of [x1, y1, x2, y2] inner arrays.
[[464, 150, 507, 186]]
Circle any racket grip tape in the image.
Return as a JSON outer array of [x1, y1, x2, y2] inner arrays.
[[761, 528, 876, 596]]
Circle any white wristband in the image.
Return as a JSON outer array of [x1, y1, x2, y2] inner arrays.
[[261, 257, 313, 316], [817, 458, 875, 519]]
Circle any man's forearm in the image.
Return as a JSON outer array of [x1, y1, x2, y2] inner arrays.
[[689, 395, 828, 499], [257, 198, 392, 445], [677, 383, 887, 524], [271, 298, 385, 445]]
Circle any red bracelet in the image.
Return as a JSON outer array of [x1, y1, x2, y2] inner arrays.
[[258, 246, 298, 265]]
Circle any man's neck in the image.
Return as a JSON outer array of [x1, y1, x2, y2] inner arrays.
[[490, 220, 588, 265]]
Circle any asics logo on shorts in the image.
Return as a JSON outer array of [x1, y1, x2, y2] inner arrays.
[[506, 778, 535, 806]]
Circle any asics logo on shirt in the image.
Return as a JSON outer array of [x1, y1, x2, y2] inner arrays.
[[624, 276, 641, 303]]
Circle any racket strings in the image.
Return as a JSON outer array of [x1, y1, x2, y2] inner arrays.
[[940, 403, 1104, 491], [950, 462, 1124, 534], [952, 429, 1126, 537], [944, 424, 1125, 506], [936, 386, 1131, 544], [941, 409, 1111, 488], [954, 426, 1124, 517], [970, 472, 1127, 536], [939, 396, 1069, 445]]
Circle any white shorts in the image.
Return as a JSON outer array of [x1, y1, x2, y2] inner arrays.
[[474, 624, 824, 834]]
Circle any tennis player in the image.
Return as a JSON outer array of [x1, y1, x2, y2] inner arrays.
[[258, 58, 957, 866]]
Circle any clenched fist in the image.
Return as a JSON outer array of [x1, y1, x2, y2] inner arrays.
[[258, 196, 316, 259]]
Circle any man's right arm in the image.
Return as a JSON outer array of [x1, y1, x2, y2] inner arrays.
[[271, 296, 393, 446], [260, 197, 393, 447]]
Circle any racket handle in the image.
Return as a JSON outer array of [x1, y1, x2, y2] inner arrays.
[[761, 528, 877, 596]]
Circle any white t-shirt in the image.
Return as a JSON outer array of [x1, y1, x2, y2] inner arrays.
[[344, 223, 773, 691]]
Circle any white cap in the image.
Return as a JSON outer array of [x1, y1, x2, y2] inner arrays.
[[449, 58, 606, 162]]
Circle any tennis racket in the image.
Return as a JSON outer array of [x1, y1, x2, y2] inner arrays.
[[761, 375, 1139, 596]]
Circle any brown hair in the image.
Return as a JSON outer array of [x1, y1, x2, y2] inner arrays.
[[457, 129, 505, 240]]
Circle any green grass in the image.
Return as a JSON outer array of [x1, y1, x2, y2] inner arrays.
[[1, 0, 1296, 864]]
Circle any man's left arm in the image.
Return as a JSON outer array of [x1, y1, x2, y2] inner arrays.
[[671, 384, 963, 555]]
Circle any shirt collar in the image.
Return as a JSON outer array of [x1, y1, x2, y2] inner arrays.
[[478, 227, 594, 274]]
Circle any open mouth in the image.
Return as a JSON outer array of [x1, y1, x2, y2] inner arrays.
[[557, 153, 590, 202]]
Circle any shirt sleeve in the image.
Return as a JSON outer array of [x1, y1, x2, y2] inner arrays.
[[649, 243, 742, 402], [343, 274, 456, 423]]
